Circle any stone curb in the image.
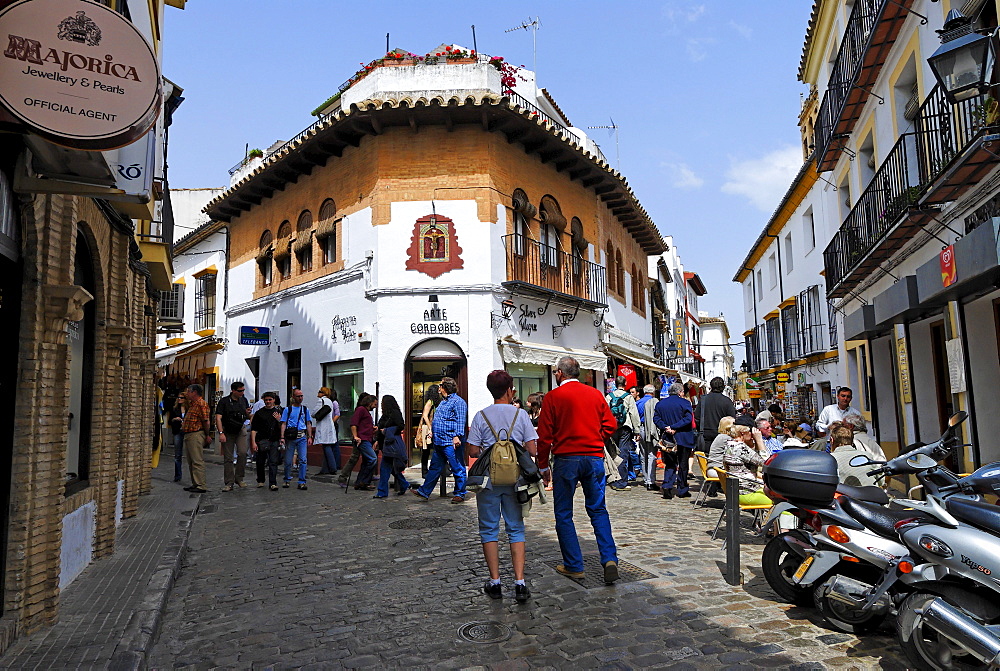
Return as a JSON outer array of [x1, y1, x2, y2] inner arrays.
[[107, 491, 204, 671]]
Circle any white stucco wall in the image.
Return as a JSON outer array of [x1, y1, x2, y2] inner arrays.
[[60, 501, 95, 590]]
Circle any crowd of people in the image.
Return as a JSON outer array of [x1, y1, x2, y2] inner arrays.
[[162, 362, 881, 601]]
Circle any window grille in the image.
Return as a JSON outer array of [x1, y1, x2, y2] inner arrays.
[[159, 284, 184, 322], [782, 305, 801, 361], [194, 274, 216, 332], [798, 285, 826, 356]]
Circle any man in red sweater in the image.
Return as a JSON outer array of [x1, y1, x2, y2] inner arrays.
[[538, 356, 620, 584]]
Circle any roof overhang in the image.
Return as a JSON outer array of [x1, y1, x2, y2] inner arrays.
[[204, 94, 666, 255]]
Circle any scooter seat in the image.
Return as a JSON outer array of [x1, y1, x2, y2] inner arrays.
[[839, 497, 933, 540], [946, 498, 1000, 535], [836, 484, 889, 505]]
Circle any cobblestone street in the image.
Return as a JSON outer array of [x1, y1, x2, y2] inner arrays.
[[148, 462, 908, 670]]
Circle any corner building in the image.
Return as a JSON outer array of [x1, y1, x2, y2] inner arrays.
[[207, 50, 665, 453]]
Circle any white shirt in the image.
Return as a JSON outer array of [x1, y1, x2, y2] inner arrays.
[[816, 404, 856, 433]]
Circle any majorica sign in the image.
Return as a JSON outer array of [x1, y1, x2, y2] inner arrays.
[[0, 0, 161, 150]]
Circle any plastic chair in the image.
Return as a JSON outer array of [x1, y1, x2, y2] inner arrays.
[[693, 452, 720, 507], [711, 467, 773, 543]]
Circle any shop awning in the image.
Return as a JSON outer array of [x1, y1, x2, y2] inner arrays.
[[603, 344, 669, 373], [499, 339, 607, 371], [154, 335, 224, 367]]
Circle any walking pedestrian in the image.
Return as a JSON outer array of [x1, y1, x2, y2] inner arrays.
[[416, 385, 440, 477], [313, 387, 341, 475], [413, 377, 468, 503], [537, 356, 620, 584], [250, 392, 280, 486], [467, 370, 537, 603], [180, 384, 211, 494], [653, 382, 694, 500], [250, 392, 283, 491], [636, 384, 660, 488], [606, 375, 641, 491], [374, 395, 410, 498], [215, 381, 252, 491], [169, 394, 186, 483], [279, 389, 313, 490], [337, 393, 377, 489]]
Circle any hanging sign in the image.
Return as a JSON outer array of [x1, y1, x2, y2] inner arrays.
[[895, 337, 912, 403], [940, 245, 957, 288], [748, 389, 762, 399], [616, 364, 637, 390], [0, 0, 162, 150], [776, 372, 790, 382], [239, 326, 269, 346]]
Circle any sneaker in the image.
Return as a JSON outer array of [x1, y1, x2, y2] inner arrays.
[[555, 564, 585, 579], [269, 485, 279, 491], [221, 485, 233, 492], [677, 491, 692, 498], [372, 495, 388, 499], [237, 481, 248, 488], [186, 487, 207, 494], [412, 490, 429, 502], [661, 488, 674, 500], [257, 482, 265, 488], [282, 482, 290, 488], [603, 560, 620, 584], [450, 496, 465, 504], [610, 484, 631, 491], [483, 581, 502, 599], [297, 484, 308, 490], [337, 482, 349, 488], [514, 583, 531, 604]]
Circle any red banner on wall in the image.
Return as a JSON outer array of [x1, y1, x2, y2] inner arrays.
[[616, 364, 637, 390], [940, 245, 957, 288]]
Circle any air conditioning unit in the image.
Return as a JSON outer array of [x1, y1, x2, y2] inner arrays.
[[357, 330, 372, 343]]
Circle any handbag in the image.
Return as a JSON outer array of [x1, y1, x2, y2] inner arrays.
[[283, 406, 304, 441], [381, 426, 407, 460]]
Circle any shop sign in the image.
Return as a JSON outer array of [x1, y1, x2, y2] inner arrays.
[[0, 0, 162, 150], [616, 364, 637, 390], [672, 319, 685, 346], [331, 315, 357, 342], [776, 372, 790, 382], [776, 390, 786, 399], [797, 372, 806, 386], [940, 245, 957, 288], [748, 389, 762, 399], [239, 325, 269, 346], [410, 302, 461, 335], [896, 337, 912, 403], [516, 303, 538, 334]]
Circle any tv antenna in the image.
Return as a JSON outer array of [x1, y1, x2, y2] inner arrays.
[[588, 118, 620, 170], [505, 17, 541, 85]]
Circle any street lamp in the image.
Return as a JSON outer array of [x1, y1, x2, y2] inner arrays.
[[551, 307, 576, 338], [928, 10, 997, 104], [490, 298, 517, 329]]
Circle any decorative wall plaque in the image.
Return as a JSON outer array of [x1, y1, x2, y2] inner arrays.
[[405, 213, 463, 279]]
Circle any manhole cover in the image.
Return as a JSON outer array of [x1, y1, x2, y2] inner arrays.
[[550, 555, 657, 589], [388, 516, 452, 530], [457, 621, 512, 644]]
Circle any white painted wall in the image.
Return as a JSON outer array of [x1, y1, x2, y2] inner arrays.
[[60, 502, 95, 589], [171, 188, 223, 240], [964, 289, 1000, 464]]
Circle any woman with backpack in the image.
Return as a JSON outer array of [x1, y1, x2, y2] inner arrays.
[[373, 395, 410, 498], [466, 370, 537, 604]]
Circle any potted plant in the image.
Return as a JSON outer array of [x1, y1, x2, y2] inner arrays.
[[247, 148, 264, 160]]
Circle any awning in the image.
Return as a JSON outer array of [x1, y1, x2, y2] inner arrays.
[[154, 335, 224, 367], [603, 344, 669, 373], [499, 339, 606, 371]]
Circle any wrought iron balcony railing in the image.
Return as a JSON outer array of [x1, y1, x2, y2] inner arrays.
[[823, 85, 991, 295], [502, 234, 606, 305]]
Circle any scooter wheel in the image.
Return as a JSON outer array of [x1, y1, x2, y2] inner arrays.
[[898, 591, 995, 671], [813, 575, 886, 635], [761, 533, 813, 606]]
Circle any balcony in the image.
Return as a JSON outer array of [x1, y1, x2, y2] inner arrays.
[[823, 85, 994, 297], [502, 234, 607, 308], [814, 0, 914, 172]]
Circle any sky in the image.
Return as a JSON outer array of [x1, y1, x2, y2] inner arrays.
[[163, 1, 814, 355]]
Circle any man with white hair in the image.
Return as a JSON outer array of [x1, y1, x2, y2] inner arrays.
[[652, 382, 694, 499], [842, 410, 886, 461]]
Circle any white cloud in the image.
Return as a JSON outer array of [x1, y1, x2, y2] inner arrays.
[[685, 36, 715, 62], [662, 2, 706, 32], [729, 20, 752, 40], [721, 146, 803, 212], [662, 161, 704, 189]]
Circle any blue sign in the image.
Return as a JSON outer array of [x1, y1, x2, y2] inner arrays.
[[239, 326, 270, 346]]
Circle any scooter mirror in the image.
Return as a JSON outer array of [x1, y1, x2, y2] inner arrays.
[[906, 453, 938, 469], [948, 411, 968, 427], [849, 454, 874, 467]]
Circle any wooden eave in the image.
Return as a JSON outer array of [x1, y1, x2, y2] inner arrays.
[[204, 95, 666, 255]]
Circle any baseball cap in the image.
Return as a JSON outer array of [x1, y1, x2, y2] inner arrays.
[[734, 414, 755, 428], [797, 423, 813, 433]]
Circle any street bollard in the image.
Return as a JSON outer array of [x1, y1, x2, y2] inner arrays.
[[724, 475, 741, 586]]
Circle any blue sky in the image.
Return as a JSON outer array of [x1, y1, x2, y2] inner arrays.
[[164, 1, 813, 353]]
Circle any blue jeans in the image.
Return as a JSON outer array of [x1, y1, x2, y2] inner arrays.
[[376, 457, 409, 497], [319, 444, 341, 473], [615, 427, 639, 484], [552, 455, 618, 572], [173, 431, 184, 481], [354, 440, 378, 485], [476, 484, 525, 543], [283, 436, 308, 485], [417, 444, 466, 498]]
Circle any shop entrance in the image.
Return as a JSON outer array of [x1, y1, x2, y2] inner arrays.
[[404, 339, 467, 473], [506, 362, 551, 401]]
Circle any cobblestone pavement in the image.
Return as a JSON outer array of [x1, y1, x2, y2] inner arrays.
[[148, 467, 909, 670]]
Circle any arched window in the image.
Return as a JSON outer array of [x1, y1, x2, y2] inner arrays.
[[615, 250, 624, 296], [295, 210, 313, 272], [539, 195, 565, 268], [570, 217, 586, 280], [316, 199, 338, 265], [275, 221, 292, 279], [511, 189, 533, 257], [605, 240, 615, 293], [257, 229, 273, 286], [631, 262, 645, 311]]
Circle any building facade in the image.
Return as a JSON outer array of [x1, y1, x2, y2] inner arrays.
[[0, 0, 185, 649], [199, 48, 665, 456]]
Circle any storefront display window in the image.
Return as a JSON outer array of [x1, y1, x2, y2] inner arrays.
[[323, 359, 364, 443], [506, 363, 551, 400]]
